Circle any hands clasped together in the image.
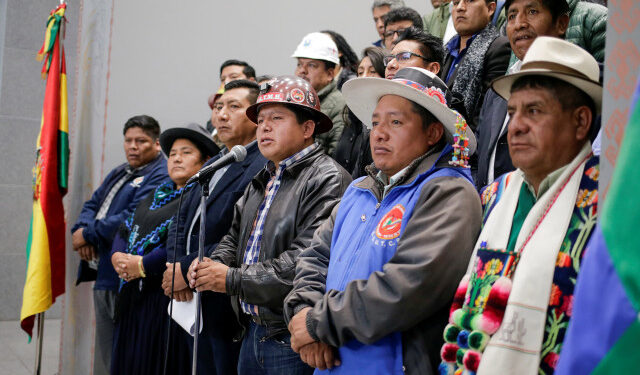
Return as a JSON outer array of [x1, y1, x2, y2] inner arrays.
[[186, 257, 229, 293], [183, 257, 340, 370], [72, 228, 96, 262], [110, 252, 144, 282], [288, 307, 341, 370], [162, 262, 193, 302]]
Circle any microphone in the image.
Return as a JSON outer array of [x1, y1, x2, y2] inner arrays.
[[187, 145, 247, 184]]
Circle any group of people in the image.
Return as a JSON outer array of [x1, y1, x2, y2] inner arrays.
[[70, 0, 609, 374]]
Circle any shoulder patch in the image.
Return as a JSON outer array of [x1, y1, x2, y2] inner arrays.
[[130, 176, 144, 188]]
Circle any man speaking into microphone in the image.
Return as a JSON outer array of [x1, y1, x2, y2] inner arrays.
[[163, 79, 267, 374], [188, 75, 351, 375]]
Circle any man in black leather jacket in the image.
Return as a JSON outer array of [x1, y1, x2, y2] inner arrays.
[[188, 75, 351, 375]]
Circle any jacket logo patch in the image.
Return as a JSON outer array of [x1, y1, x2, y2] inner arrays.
[[375, 204, 405, 240], [130, 176, 144, 188]]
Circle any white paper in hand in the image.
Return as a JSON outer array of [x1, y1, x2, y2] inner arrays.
[[168, 297, 203, 336]]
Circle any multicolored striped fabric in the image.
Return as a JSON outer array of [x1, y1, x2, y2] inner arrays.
[[20, 3, 69, 337]]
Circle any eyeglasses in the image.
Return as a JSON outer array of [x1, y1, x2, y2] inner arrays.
[[383, 28, 408, 39], [383, 51, 432, 66]]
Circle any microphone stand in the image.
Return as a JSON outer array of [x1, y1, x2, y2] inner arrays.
[[192, 174, 211, 375]]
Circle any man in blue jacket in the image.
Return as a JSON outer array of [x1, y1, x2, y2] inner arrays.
[[163, 80, 267, 374], [285, 68, 482, 374], [71, 115, 169, 375]]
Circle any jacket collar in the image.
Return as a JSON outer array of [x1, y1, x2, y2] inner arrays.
[[357, 144, 453, 196], [255, 144, 323, 187], [131, 153, 165, 176], [207, 140, 262, 202], [317, 80, 337, 100]]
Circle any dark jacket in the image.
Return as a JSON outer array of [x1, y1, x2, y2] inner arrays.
[[475, 88, 514, 190], [333, 110, 366, 175], [73, 154, 170, 290], [441, 32, 511, 128], [351, 127, 373, 179], [335, 68, 356, 92], [168, 141, 267, 281], [284, 148, 482, 375], [210, 146, 352, 337]]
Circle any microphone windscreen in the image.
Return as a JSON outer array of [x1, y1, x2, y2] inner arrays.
[[230, 145, 247, 162]]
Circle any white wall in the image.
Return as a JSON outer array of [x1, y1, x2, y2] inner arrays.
[[102, 0, 431, 172]]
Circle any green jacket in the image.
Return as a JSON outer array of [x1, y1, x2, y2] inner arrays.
[[500, 0, 607, 63], [316, 80, 346, 155], [423, 2, 451, 40], [565, 0, 607, 63]]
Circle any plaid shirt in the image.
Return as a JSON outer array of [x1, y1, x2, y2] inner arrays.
[[241, 143, 319, 315]]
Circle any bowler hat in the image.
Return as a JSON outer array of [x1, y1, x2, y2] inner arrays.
[[160, 123, 220, 158]]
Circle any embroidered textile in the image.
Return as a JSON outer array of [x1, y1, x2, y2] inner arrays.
[[440, 149, 599, 375], [119, 182, 194, 287]]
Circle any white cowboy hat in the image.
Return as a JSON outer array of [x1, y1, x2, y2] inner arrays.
[[492, 36, 602, 112], [342, 67, 477, 155]]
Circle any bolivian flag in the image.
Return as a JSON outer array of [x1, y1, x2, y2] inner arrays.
[[555, 80, 640, 373], [20, 3, 69, 337]]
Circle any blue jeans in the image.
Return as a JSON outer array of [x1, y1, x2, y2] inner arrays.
[[238, 321, 314, 375]]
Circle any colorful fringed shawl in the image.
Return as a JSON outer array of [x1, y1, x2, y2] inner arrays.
[[439, 144, 598, 375]]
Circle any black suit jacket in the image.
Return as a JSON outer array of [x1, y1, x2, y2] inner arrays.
[[475, 88, 514, 190]]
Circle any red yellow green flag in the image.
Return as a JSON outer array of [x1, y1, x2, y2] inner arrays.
[[21, 3, 69, 337]]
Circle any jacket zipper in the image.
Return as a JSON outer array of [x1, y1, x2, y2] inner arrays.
[[336, 189, 385, 289]]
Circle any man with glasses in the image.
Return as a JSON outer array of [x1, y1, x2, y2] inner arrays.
[[371, 0, 406, 48], [350, 27, 445, 186], [385, 27, 444, 79], [383, 7, 424, 50]]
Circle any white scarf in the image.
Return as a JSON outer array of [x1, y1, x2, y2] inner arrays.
[[470, 143, 592, 375]]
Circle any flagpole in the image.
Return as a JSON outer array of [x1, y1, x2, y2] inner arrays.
[[33, 312, 45, 375]]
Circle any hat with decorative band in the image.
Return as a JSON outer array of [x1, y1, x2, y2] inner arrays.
[[342, 67, 477, 155]]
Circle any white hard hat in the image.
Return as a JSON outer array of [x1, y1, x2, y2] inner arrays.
[[291, 32, 340, 65]]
